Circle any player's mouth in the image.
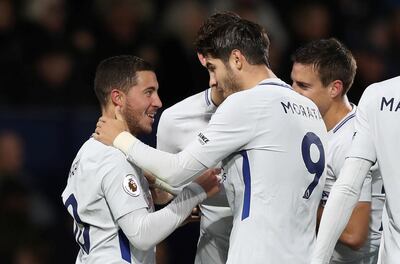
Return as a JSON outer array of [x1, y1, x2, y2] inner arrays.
[[146, 112, 156, 121]]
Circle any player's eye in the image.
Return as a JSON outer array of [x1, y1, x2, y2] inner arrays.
[[297, 82, 308, 89], [206, 63, 216, 72]]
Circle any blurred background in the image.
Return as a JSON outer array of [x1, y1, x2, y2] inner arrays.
[[0, 0, 399, 263]]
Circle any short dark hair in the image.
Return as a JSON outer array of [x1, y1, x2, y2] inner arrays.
[[291, 38, 357, 95], [194, 11, 270, 67], [94, 55, 154, 107]]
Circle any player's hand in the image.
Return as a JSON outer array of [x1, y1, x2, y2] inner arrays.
[[145, 172, 174, 205], [143, 171, 157, 185], [195, 168, 221, 198], [93, 106, 128, 145]]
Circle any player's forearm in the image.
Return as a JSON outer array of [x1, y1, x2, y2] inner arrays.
[[118, 182, 207, 251], [338, 201, 370, 250], [114, 132, 207, 186], [312, 158, 372, 264]]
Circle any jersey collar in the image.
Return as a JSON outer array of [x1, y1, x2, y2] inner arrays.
[[258, 78, 293, 90], [204, 88, 218, 112], [331, 103, 357, 134]]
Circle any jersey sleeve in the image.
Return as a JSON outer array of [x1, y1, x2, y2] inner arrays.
[[324, 131, 371, 204], [347, 86, 377, 163], [117, 182, 206, 250], [359, 172, 372, 202], [185, 93, 260, 168], [101, 154, 148, 220], [312, 158, 373, 263]]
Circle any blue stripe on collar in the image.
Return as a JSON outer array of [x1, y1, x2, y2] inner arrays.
[[333, 113, 356, 133], [204, 89, 211, 106], [259, 82, 292, 90]]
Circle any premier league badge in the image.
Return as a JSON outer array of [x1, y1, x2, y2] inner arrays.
[[123, 174, 141, 197]]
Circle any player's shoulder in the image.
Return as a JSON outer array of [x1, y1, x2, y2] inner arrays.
[[80, 137, 129, 170], [225, 78, 292, 104], [160, 89, 209, 120], [364, 76, 400, 97], [374, 75, 400, 88]]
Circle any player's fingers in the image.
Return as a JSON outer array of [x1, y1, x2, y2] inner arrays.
[[212, 168, 222, 175], [98, 116, 107, 123]]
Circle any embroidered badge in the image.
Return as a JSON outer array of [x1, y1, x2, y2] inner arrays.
[[123, 174, 141, 197]]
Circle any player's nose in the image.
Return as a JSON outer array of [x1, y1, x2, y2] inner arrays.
[[209, 76, 217, 89], [152, 93, 162, 108]]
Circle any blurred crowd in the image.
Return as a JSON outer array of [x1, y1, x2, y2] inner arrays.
[[1, 0, 399, 263]]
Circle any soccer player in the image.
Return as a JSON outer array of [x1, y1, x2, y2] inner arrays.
[[291, 38, 384, 263], [310, 74, 400, 264], [62, 55, 220, 264], [155, 13, 242, 264], [94, 13, 327, 263], [157, 82, 232, 264]]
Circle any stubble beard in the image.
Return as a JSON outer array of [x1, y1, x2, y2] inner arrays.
[[123, 102, 151, 136], [222, 67, 241, 98]]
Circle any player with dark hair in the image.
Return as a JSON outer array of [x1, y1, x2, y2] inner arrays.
[[291, 38, 384, 264], [94, 13, 327, 263], [62, 55, 220, 264]]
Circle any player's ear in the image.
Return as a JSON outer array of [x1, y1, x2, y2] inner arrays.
[[230, 49, 243, 70], [110, 89, 124, 106], [330, 80, 344, 98], [197, 53, 207, 67]]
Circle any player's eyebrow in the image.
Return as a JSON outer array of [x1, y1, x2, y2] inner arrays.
[[144, 86, 158, 91], [296, 81, 310, 87]]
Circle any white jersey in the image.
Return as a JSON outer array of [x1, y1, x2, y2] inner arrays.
[[157, 88, 233, 264], [185, 79, 327, 263], [62, 138, 155, 264], [347, 76, 400, 263], [322, 105, 384, 263]]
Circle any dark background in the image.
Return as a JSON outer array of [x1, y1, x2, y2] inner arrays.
[[0, 0, 399, 263]]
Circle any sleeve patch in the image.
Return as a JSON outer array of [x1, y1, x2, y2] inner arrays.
[[122, 174, 141, 197]]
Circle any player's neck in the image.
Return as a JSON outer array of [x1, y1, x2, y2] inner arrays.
[[102, 105, 118, 118], [241, 66, 277, 90], [323, 97, 352, 132], [211, 88, 224, 106]]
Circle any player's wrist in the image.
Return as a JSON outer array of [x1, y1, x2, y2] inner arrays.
[[186, 182, 207, 201], [113, 131, 137, 155]]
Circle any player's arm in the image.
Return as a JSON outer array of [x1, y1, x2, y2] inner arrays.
[[94, 97, 256, 186], [117, 169, 220, 251], [318, 202, 370, 250], [94, 110, 208, 186], [311, 157, 373, 264], [338, 202, 370, 250], [318, 174, 372, 250], [144, 171, 175, 204]]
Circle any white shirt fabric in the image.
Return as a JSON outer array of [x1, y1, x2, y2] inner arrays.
[[62, 137, 207, 264], [312, 76, 400, 264], [185, 79, 327, 264], [347, 76, 400, 263], [322, 105, 384, 263], [117, 78, 327, 263], [62, 138, 155, 264], [157, 88, 233, 264]]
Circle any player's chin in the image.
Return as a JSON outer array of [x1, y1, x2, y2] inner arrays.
[[141, 123, 153, 134]]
